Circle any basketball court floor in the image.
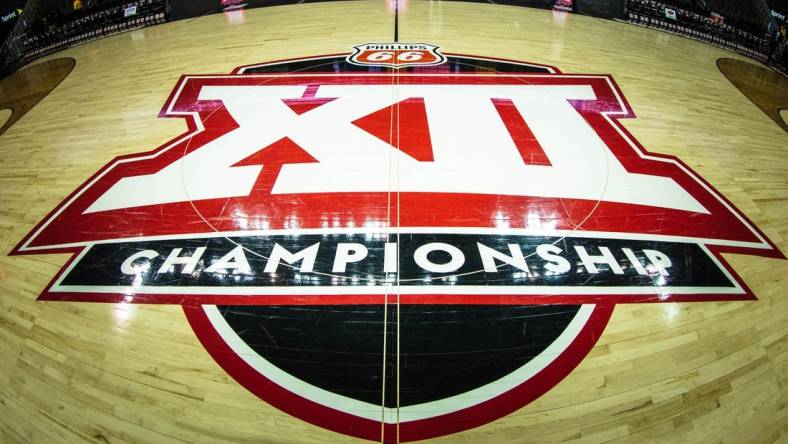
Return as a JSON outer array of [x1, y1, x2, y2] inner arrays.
[[0, 1, 787, 442]]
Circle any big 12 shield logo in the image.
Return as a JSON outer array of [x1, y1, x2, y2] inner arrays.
[[11, 46, 784, 442]]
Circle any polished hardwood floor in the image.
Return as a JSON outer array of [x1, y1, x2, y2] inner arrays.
[[0, 1, 787, 443], [717, 58, 788, 132], [0, 58, 75, 137], [0, 108, 10, 128]]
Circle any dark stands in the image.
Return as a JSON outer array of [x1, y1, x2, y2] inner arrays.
[[625, 0, 773, 65], [577, 0, 627, 19], [1, 0, 786, 79], [24, 0, 166, 59], [0, 0, 25, 43], [168, 0, 217, 21], [765, 1, 788, 72], [0, 0, 165, 79]]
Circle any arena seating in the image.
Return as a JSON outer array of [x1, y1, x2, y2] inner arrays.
[[23, 0, 166, 59], [0, 0, 165, 77], [625, 0, 772, 62], [1, 0, 785, 78]]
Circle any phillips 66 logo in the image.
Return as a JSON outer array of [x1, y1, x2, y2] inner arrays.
[[348, 42, 446, 68]]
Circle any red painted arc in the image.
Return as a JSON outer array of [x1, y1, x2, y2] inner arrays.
[[183, 302, 616, 443]]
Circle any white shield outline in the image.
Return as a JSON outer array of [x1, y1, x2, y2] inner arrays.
[[347, 42, 447, 68]]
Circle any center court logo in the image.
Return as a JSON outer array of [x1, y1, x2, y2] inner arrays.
[[10, 46, 783, 442]]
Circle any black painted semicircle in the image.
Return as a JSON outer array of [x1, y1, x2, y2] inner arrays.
[[217, 304, 580, 408]]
